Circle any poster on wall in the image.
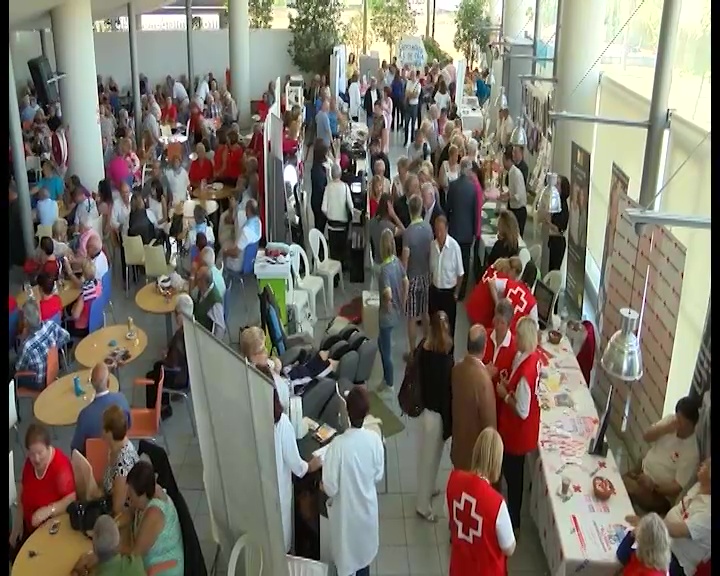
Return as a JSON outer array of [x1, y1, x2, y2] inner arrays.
[[596, 163, 630, 330], [396, 36, 427, 69], [565, 142, 591, 314]]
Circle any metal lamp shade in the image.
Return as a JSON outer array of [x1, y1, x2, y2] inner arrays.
[[494, 88, 507, 109], [536, 173, 562, 214], [601, 308, 644, 382], [510, 117, 527, 147]]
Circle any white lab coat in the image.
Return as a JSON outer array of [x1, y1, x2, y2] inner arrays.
[[275, 413, 309, 553], [348, 82, 362, 119], [322, 427, 384, 576]]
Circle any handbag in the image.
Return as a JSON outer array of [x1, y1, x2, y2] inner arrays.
[[66, 495, 113, 532], [398, 342, 425, 418]]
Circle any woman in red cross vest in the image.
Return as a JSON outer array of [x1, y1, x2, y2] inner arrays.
[[466, 256, 523, 330], [482, 298, 518, 420], [491, 262, 539, 332], [496, 316, 542, 530], [446, 428, 516, 576]]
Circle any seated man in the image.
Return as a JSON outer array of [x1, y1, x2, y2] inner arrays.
[[625, 458, 711, 576], [197, 246, 226, 298], [70, 362, 131, 454], [223, 198, 261, 275], [623, 396, 701, 515], [193, 266, 225, 339], [85, 235, 110, 281], [145, 294, 192, 419], [15, 300, 71, 390], [33, 187, 58, 226], [185, 204, 215, 250]]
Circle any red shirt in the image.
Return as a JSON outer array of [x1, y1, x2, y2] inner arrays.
[[161, 104, 177, 124], [21, 448, 76, 532], [466, 266, 509, 330], [9, 295, 17, 313], [213, 144, 228, 177], [447, 470, 507, 576], [226, 145, 244, 180], [369, 197, 379, 218], [188, 158, 214, 186], [39, 295, 63, 321], [497, 351, 542, 455], [482, 330, 517, 418], [501, 279, 537, 332], [189, 112, 204, 134], [623, 554, 667, 576]]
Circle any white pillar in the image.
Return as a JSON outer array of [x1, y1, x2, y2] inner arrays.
[[489, 0, 502, 26], [51, 0, 104, 188], [228, 0, 251, 125], [551, 0, 606, 179], [502, 0, 528, 41]]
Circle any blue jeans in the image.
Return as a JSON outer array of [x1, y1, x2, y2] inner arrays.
[[378, 325, 394, 387], [355, 567, 370, 576]]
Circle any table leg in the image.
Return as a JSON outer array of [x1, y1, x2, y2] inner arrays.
[[165, 314, 173, 343]]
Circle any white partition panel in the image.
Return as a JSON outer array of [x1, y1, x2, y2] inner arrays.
[[184, 316, 288, 576]]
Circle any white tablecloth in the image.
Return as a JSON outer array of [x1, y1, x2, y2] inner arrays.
[[530, 334, 634, 576]]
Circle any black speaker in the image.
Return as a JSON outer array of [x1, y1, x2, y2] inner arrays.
[[27, 56, 59, 107]]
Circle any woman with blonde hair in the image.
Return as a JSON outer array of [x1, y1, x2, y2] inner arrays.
[[415, 311, 454, 522], [368, 174, 386, 218], [439, 143, 462, 206], [377, 228, 408, 390], [487, 210, 521, 267], [446, 428, 516, 575], [391, 157, 410, 200], [496, 316, 541, 531], [616, 512, 671, 575]]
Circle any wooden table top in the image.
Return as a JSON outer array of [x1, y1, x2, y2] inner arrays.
[[12, 514, 92, 576], [33, 369, 121, 426], [135, 283, 180, 315], [74, 324, 148, 369], [190, 184, 234, 201], [16, 283, 81, 309]]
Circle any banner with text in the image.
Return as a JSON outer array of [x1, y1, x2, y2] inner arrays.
[[596, 163, 630, 332], [565, 142, 591, 314], [397, 36, 427, 69]]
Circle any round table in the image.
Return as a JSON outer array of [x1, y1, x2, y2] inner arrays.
[[135, 283, 180, 342], [33, 369, 121, 426], [16, 284, 81, 308], [180, 198, 219, 217], [12, 514, 92, 576], [74, 324, 148, 368], [191, 184, 234, 201]]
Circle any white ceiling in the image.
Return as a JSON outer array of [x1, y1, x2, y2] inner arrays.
[[10, 0, 170, 30]]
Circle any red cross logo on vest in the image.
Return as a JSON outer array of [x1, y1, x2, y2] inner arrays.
[[453, 492, 483, 544], [483, 267, 499, 282], [507, 285, 529, 315]]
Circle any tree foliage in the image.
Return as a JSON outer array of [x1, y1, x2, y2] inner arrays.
[[342, 12, 374, 58], [223, 0, 274, 29], [453, 0, 491, 69], [371, 0, 417, 59], [423, 37, 452, 66], [288, 0, 344, 75]]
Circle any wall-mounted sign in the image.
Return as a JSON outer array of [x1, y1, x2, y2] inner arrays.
[[396, 36, 427, 69]]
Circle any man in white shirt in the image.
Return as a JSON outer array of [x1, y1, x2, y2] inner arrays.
[[33, 188, 58, 226], [169, 76, 190, 106], [195, 75, 210, 105], [110, 183, 132, 237], [429, 215, 464, 338], [142, 107, 161, 142], [404, 70, 421, 146], [322, 387, 384, 576], [165, 156, 191, 207], [500, 146, 528, 236], [623, 396, 701, 514], [498, 101, 514, 148], [223, 199, 262, 273], [348, 73, 362, 122], [86, 235, 109, 281]]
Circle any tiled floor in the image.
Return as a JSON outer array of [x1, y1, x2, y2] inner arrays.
[[9, 131, 551, 575]]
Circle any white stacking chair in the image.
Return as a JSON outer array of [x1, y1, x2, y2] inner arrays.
[[227, 534, 264, 576], [291, 244, 327, 318], [122, 235, 146, 295], [518, 247, 531, 274], [543, 269, 563, 312], [287, 266, 313, 327], [9, 381, 20, 449], [9, 451, 17, 509], [529, 244, 542, 268], [143, 241, 173, 280], [308, 228, 344, 312], [286, 556, 329, 576]]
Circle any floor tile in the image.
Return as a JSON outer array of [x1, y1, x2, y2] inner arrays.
[[404, 517, 437, 546], [375, 546, 410, 576], [379, 517, 407, 546], [407, 544, 441, 575], [377, 494, 404, 519]]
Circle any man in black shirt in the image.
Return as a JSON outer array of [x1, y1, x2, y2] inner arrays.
[[512, 145, 529, 189]]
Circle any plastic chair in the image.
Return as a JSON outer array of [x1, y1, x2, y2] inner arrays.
[[286, 555, 329, 576], [163, 366, 197, 437], [308, 228, 344, 312], [144, 241, 172, 280], [292, 244, 326, 318], [224, 241, 259, 317], [15, 345, 59, 411], [542, 270, 563, 297], [227, 534, 264, 576], [518, 247, 531, 273], [9, 382, 20, 448], [85, 438, 109, 484], [36, 224, 53, 239], [9, 451, 17, 508], [287, 263, 312, 327], [101, 271, 117, 325], [528, 244, 542, 268], [127, 367, 170, 454], [88, 293, 106, 333], [121, 235, 146, 296]]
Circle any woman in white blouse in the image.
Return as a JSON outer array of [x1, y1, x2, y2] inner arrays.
[[322, 163, 355, 263], [433, 78, 452, 112], [439, 143, 462, 190], [148, 180, 169, 235]]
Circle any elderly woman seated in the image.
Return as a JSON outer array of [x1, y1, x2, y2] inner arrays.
[[188, 142, 214, 187], [62, 259, 102, 337], [145, 294, 193, 419], [71, 515, 145, 576], [72, 404, 140, 520], [240, 326, 337, 408]]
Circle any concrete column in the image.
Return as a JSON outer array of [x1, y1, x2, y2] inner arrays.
[[39, 29, 48, 59], [229, 0, 251, 125], [51, 0, 104, 188], [9, 48, 36, 257], [502, 0, 527, 41], [551, 0, 606, 180], [489, 0, 503, 26], [185, 0, 195, 91], [128, 2, 143, 145]]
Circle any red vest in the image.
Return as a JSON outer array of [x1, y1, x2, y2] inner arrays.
[[446, 470, 507, 576], [482, 331, 518, 418], [497, 351, 542, 455], [623, 554, 668, 576], [503, 279, 537, 332], [466, 266, 508, 330]]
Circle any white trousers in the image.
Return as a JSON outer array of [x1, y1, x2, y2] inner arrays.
[[416, 409, 445, 516]]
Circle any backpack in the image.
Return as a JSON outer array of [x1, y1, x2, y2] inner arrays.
[[398, 341, 425, 418]]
